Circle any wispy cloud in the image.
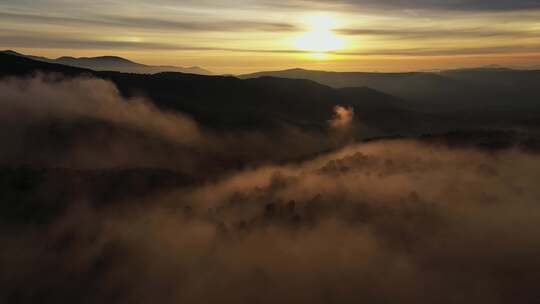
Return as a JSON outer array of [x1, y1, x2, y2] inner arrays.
[[0, 11, 299, 33], [337, 27, 539, 40], [0, 34, 182, 50], [278, 0, 540, 12], [334, 45, 540, 56], [3, 31, 540, 58]]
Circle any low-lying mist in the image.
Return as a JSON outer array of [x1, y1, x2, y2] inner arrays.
[[0, 75, 352, 176], [1, 75, 539, 304]]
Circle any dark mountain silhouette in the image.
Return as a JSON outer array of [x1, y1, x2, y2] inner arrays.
[[1, 50, 212, 75], [240, 68, 462, 108], [441, 67, 540, 90], [240, 67, 540, 113], [3, 52, 540, 136], [0, 52, 431, 136]]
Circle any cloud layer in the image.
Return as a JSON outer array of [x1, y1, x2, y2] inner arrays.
[[0, 75, 343, 175], [0, 74, 540, 303], [298, 0, 540, 11], [2, 139, 540, 303]]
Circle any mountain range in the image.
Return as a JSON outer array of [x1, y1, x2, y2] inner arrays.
[[2, 51, 540, 137], [1, 50, 212, 75], [241, 67, 540, 113], [1, 52, 432, 136]]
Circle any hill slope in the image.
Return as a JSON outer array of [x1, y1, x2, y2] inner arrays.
[[240, 67, 540, 113], [0, 53, 425, 136]]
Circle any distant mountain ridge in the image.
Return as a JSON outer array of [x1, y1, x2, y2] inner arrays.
[[0, 52, 433, 137], [240, 67, 540, 112], [2, 52, 540, 136], [1, 50, 212, 75]]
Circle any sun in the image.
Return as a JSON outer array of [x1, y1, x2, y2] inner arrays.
[[294, 15, 345, 54]]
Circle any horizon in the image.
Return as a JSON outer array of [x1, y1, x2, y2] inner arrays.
[[4, 48, 538, 75], [2, 0, 540, 74]]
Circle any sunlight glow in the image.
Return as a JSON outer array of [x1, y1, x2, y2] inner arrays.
[[294, 15, 345, 54], [308, 53, 330, 60]]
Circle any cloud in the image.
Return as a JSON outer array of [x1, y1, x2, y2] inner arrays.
[[2, 137, 540, 303], [0, 74, 201, 144], [0, 74, 211, 171], [286, 0, 540, 12], [5, 31, 540, 57], [332, 44, 540, 57], [1, 73, 539, 304], [0, 34, 183, 50], [337, 27, 540, 40], [0, 75, 343, 173], [2, 1, 539, 63], [102, 15, 299, 32], [329, 105, 354, 129], [0, 31, 308, 52], [0, 11, 298, 33]]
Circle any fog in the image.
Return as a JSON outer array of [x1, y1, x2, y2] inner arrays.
[[329, 105, 354, 129], [0, 75, 342, 176], [1, 75, 539, 303]]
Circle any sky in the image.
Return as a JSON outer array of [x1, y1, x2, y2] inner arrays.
[[1, 0, 540, 74]]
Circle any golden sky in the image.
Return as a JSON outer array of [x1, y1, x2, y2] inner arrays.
[[1, 0, 540, 74]]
